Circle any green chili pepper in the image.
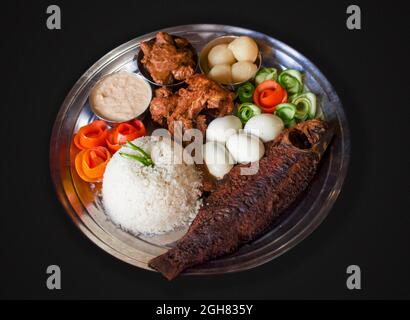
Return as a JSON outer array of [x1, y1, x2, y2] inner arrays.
[[236, 82, 255, 103], [125, 141, 151, 159], [120, 141, 153, 166], [119, 152, 150, 166], [237, 102, 261, 124]]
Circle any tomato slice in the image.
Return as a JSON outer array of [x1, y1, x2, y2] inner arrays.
[[253, 80, 288, 113], [259, 89, 280, 108]]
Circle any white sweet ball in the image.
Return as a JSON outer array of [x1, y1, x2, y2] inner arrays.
[[231, 61, 258, 83], [208, 64, 232, 84], [208, 44, 236, 67], [228, 36, 259, 62]]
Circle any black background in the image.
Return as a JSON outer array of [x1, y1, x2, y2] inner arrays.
[[0, 0, 409, 300]]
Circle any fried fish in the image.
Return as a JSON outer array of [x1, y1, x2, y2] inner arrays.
[[149, 119, 333, 280]]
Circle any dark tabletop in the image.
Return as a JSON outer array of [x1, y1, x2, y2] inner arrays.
[[1, 0, 409, 299]]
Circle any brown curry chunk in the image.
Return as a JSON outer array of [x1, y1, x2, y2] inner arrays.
[[150, 74, 235, 134], [140, 32, 196, 85]]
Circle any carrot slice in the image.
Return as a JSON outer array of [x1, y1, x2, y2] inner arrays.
[[105, 120, 147, 154], [128, 119, 147, 137], [74, 119, 147, 156], [73, 134, 84, 150], [75, 146, 111, 183], [75, 120, 108, 150], [116, 123, 140, 144], [105, 130, 122, 154]]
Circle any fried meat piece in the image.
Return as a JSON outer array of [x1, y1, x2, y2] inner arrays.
[[140, 32, 195, 85], [149, 75, 235, 134]]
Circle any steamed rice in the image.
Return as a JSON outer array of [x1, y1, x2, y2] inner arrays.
[[102, 136, 202, 235]]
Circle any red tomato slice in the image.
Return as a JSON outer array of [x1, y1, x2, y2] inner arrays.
[[253, 80, 288, 113]]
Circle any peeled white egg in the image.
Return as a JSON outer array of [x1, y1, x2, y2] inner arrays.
[[244, 114, 284, 142], [208, 64, 232, 84], [203, 141, 234, 180], [228, 36, 259, 62], [208, 44, 236, 67], [206, 115, 243, 144], [226, 132, 265, 163], [231, 61, 258, 83]]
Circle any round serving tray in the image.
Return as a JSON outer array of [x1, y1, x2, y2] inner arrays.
[[50, 24, 350, 276]]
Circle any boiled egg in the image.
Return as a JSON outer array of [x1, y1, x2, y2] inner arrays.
[[206, 115, 242, 144], [203, 141, 234, 179], [244, 114, 284, 142], [226, 132, 265, 163]]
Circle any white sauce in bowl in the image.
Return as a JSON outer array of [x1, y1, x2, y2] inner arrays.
[[90, 72, 152, 122]]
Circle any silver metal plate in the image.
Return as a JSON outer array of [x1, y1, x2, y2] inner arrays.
[[50, 24, 350, 275]]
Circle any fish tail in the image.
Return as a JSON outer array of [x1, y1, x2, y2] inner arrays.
[[148, 250, 186, 280]]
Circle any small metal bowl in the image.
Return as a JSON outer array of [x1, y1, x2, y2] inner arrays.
[[136, 35, 198, 87], [199, 35, 262, 88], [89, 71, 152, 125]]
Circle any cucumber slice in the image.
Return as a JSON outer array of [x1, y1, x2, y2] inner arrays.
[[281, 69, 302, 83], [294, 102, 309, 121], [278, 69, 303, 95], [275, 103, 297, 123], [284, 118, 296, 128], [292, 92, 317, 119], [255, 67, 278, 86]]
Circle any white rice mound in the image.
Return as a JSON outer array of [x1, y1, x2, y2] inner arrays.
[[102, 136, 202, 235]]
